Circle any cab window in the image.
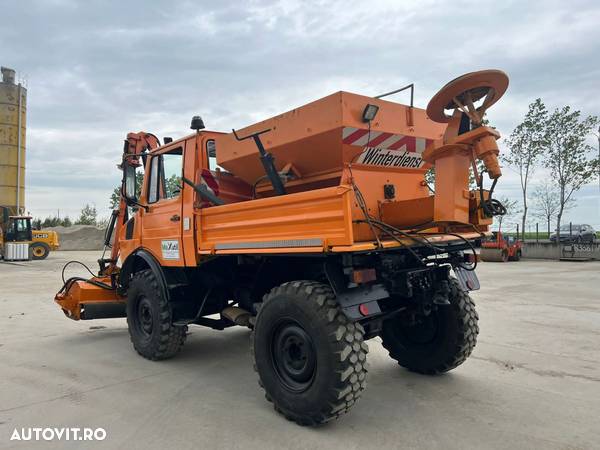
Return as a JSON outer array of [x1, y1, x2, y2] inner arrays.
[[15, 219, 28, 232], [147, 147, 183, 203], [147, 156, 160, 203], [206, 139, 227, 172]]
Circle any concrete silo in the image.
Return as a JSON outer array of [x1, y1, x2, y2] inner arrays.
[[0, 66, 27, 215]]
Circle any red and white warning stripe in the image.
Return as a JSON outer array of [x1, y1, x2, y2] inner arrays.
[[343, 127, 434, 170], [342, 127, 432, 153]]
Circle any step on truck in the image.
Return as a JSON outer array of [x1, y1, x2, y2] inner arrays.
[[55, 70, 509, 425]]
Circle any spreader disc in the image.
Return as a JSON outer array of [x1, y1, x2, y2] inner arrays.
[[426, 70, 509, 124]]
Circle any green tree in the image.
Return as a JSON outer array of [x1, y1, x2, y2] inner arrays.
[[96, 216, 110, 229], [502, 99, 546, 237], [164, 174, 182, 198], [76, 204, 98, 225], [42, 216, 61, 228], [32, 216, 71, 229], [495, 197, 521, 234], [109, 187, 120, 210], [531, 181, 574, 236], [109, 173, 181, 208], [543, 107, 599, 238], [110, 172, 144, 209]]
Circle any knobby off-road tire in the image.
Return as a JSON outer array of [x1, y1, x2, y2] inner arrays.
[[251, 281, 369, 426], [380, 279, 478, 375], [31, 242, 50, 260], [126, 270, 187, 360]]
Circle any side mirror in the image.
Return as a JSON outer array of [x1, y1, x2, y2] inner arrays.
[[123, 163, 138, 202]]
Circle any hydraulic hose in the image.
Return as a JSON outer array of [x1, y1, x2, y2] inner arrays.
[[479, 177, 506, 217]]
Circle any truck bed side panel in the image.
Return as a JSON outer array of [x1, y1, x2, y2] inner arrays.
[[198, 186, 353, 253]]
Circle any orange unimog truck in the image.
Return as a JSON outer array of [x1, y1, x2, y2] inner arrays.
[[55, 70, 508, 425]]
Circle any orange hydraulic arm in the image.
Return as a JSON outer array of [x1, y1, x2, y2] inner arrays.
[[107, 132, 160, 272], [55, 132, 160, 320]]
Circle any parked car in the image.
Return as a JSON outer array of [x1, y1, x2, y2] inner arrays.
[[550, 224, 596, 243]]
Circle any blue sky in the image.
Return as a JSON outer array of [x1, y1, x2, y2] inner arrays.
[[1, 0, 599, 229]]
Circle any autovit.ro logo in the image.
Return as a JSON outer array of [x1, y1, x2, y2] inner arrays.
[[10, 427, 107, 441]]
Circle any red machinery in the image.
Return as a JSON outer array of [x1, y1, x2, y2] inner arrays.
[[481, 231, 522, 262]]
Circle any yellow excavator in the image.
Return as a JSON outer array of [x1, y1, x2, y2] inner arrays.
[[0, 206, 60, 260]]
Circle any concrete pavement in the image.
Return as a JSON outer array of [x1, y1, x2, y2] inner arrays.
[[1, 252, 599, 449]]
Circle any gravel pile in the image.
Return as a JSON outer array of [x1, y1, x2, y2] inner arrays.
[[47, 225, 106, 251]]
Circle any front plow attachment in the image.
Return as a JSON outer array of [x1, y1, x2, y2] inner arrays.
[[55, 277, 126, 320]]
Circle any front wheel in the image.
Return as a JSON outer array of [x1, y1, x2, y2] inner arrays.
[[380, 279, 479, 375], [509, 249, 521, 261], [31, 242, 50, 260], [252, 281, 368, 426], [126, 270, 187, 360]]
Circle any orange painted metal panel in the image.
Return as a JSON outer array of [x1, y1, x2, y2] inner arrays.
[[216, 91, 446, 187], [198, 185, 354, 252], [55, 279, 124, 320], [141, 196, 184, 267]]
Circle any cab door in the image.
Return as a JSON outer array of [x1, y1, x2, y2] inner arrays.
[[141, 146, 185, 266]]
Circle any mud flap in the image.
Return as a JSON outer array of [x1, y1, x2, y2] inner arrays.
[[336, 284, 388, 321], [453, 266, 480, 291]]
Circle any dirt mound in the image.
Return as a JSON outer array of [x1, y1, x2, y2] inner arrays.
[[47, 225, 106, 251]]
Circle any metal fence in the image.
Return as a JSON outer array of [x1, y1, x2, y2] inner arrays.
[[495, 222, 599, 243]]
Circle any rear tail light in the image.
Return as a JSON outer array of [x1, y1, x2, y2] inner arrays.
[[352, 268, 377, 284], [358, 303, 370, 316]]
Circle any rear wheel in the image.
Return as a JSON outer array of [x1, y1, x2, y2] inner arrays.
[[31, 242, 50, 260], [380, 279, 478, 374], [252, 281, 368, 426], [126, 270, 187, 360], [508, 249, 521, 261]]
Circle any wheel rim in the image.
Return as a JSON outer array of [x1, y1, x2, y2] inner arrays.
[[33, 247, 45, 257], [136, 296, 154, 338], [270, 319, 317, 393], [398, 313, 439, 345]]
